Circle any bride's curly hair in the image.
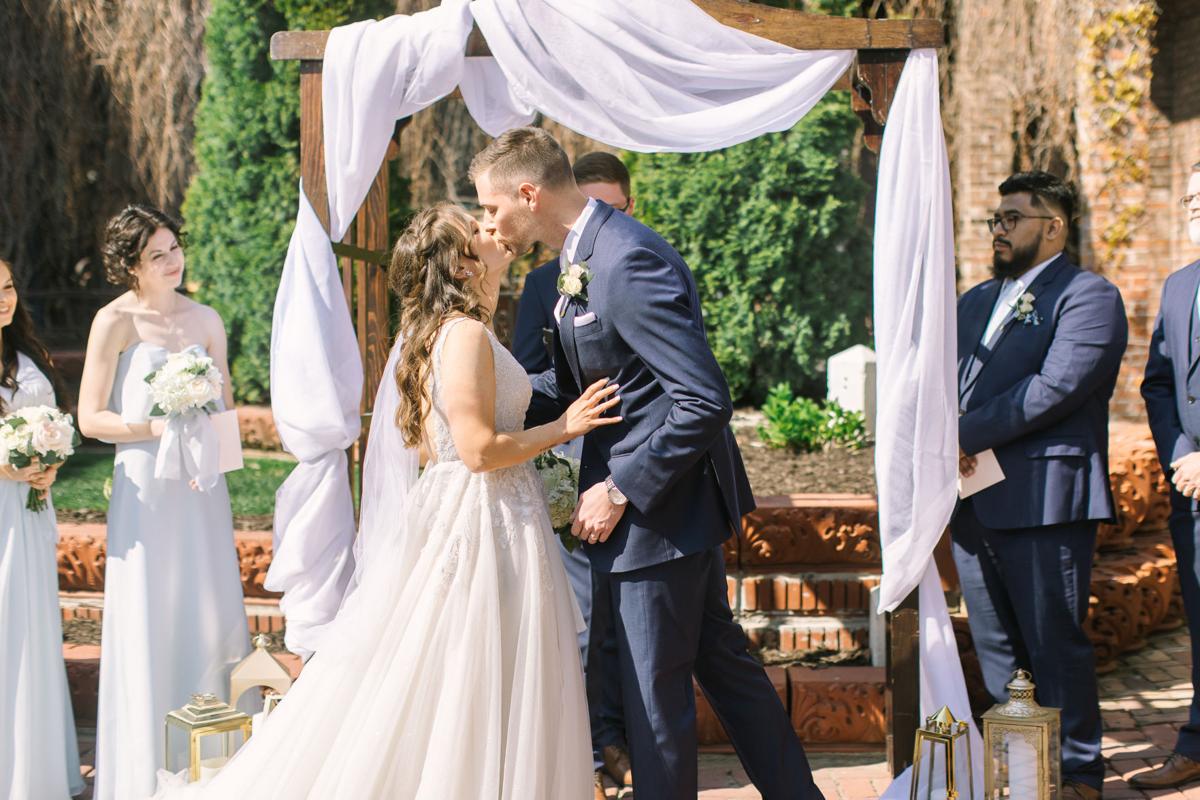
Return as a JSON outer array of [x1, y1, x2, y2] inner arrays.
[[389, 203, 490, 448]]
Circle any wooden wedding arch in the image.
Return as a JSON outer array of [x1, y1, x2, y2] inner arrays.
[[270, 0, 944, 777]]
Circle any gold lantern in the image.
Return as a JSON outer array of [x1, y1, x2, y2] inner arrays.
[[910, 705, 974, 800], [230, 634, 293, 711], [982, 670, 1061, 799], [164, 693, 252, 782]]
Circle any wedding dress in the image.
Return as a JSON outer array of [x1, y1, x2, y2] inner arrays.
[[153, 318, 592, 799]]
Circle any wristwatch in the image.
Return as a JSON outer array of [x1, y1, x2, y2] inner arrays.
[[604, 475, 628, 506]]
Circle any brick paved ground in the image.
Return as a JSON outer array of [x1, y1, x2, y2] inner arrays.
[[69, 627, 1200, 799]]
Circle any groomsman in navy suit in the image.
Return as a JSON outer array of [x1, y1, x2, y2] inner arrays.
[[1137, 160, 1200, 790], [513, 152, 635, 799], [955, 172, 1127, 800]]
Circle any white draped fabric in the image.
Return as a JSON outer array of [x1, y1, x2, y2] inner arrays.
[[267, 0, 474, 659], [465, 0, 853, 149], [872, 49, 981, 798], [269, 6, 966, 792]]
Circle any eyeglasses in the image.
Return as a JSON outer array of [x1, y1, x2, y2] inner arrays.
[[1182, 194, 1200, 208], [977, 212, 1059, 234], [615, 197, 633, 214]]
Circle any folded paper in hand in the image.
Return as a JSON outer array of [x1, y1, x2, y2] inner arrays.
[[211, 410, 244, 473], [958, 448, 1004, 498]]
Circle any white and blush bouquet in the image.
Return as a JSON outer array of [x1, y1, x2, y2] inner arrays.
[[534, 447, 582, 552], [0, 405, 80, 510], [145, 349, 223, 418]]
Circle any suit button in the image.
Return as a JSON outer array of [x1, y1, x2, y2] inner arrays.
[[1191, 397, 1196, 404]]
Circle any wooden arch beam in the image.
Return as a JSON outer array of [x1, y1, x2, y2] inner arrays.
[[270, 3, 943, 60]]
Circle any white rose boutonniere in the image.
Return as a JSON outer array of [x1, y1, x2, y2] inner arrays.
[[557, 260, 592, 303], [1012, 291, 1042, 326]]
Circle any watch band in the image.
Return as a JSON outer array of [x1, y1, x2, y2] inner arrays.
[[605, 475, 628, 506]]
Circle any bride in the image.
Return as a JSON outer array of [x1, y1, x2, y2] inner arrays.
[[153, 203, 620, 799]]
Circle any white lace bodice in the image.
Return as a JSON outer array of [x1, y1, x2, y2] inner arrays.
[[427, 318, 533, 463]]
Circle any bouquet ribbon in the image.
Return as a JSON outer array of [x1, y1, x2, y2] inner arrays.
[[154, 411, 220, 491]]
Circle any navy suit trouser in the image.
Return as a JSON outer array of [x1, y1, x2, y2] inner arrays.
[[556, 538, 626, 770], [1168, 507, 1200, 761], [951, 500, 1103, 789], [601, 546, 822, 800]]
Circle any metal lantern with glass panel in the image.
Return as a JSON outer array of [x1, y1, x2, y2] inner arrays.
[[164, 693, 252, 782], [981, 670, 1061, 799], [909, 705, 974, 800]]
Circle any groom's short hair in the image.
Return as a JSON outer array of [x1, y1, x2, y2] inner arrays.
[[469, 127, 574, 193]]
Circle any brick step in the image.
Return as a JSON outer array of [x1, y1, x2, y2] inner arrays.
[[734, 572, 880, 615], [58, 524, 280, 599], [730, 494, 880, 571], [738, 614, 870, 654], [697, 666, 885, 746], [60, 591, 286, 634]]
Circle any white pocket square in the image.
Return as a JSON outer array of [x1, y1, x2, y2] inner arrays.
[[573, 312, 598, 327]]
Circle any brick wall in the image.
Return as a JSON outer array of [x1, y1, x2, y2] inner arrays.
[[947, 0, 1200, 422]]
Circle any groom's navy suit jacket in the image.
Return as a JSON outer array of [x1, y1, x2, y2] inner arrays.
[[957, 254, 1126, 530], [529, 201, 754, 574], [1143, 259, 1200, 511]]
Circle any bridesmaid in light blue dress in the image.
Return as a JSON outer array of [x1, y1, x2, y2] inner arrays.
[[77, 206, 249, 800], [0, 255, 83, 798]]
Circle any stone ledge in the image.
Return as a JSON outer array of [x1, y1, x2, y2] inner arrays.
[[736, 494, 880, 570], [58, 524, 281, 599], [696, 665, 885, 746]]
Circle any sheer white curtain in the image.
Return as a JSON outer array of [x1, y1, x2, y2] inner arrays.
[[873, 49, 981, 798], [270, 11, 967, 792], [267, 0, 473, 659]]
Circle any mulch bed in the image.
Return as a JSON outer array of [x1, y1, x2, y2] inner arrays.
[[730, 410, 876, 496]]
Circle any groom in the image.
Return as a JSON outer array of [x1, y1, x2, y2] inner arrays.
[[472, 128, 822, 800]]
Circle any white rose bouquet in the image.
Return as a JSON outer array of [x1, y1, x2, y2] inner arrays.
[[145, 349, 223, 417], [0, 405, 80, 511], [145, 346, 225, 491], [534, 449, 582, 552]]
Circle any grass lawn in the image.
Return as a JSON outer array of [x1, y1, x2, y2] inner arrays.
[[54, 448, 296, 518]]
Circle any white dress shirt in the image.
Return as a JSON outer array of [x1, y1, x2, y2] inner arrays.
[[980, 255, 1056, 346], [554, 198, 599, 320]]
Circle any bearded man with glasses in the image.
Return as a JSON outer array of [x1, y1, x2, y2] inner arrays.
[[1139, 161, 1200, 790], [955, 171, 1128, 800]]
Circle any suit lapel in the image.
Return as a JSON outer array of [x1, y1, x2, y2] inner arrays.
[[558, 300, 585, 392], [958, 282, 1000, 397], [962, 254, 1070, 398], [555, 201, 615, 393], [1178, 263, 1200, 380]]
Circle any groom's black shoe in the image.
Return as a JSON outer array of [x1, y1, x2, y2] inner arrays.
[[602, 744, 633, 788]]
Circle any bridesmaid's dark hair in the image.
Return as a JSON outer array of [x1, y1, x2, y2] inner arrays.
[[0, 257, 69, 413], [101, 204, 185, 292]]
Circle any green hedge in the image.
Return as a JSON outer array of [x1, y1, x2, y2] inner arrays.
[[183, 0, 392, 403], [626, 96, 872, 404]]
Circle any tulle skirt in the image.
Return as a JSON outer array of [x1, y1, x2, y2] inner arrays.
[[153, 459, 592, 799]]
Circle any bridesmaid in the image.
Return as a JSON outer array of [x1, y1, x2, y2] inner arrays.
[[0, 255, 84, 798], [78, 205, 250, 800]]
